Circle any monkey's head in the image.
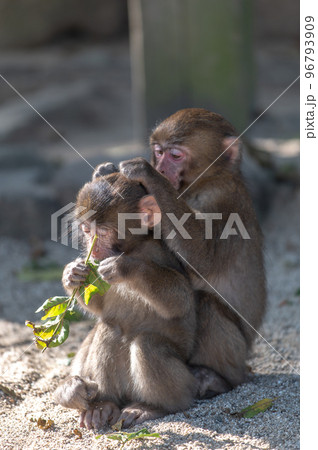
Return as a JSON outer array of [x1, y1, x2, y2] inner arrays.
[[150, 108, 241, 190], [76, 163, 161, 260]]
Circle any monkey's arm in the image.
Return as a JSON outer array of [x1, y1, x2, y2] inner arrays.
[[98, 253, 193, 320], [119, 158, 231, 277]]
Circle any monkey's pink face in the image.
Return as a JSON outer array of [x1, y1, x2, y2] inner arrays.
[[81, 223, 118, 261], [152, 144, 187, 190]]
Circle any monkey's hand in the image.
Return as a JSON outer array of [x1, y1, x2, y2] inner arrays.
[[119, 157, 157, 185], [54, 375, 98, 411], [98, 255, 132, 284], [62, 259, 90, 292], [120, 157, 177, 195]]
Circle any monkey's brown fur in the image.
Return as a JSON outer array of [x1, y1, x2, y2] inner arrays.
[[120, 108, 266, 395], [55, 168, 197, 429]]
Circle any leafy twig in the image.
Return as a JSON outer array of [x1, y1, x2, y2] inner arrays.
[[25, 235, 110, 351]]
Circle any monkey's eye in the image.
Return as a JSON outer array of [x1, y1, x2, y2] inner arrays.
[[153, 145, 163, 159], [170, 148, 183, 160], [98, 226, 108, 236], [81, 223, 91, 233]]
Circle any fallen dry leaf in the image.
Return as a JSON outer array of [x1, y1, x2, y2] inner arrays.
[[36, 418, 54, 430], [111, 419, 124, 431], [231, 398, 277, 419], [73, 428, 82, 439]]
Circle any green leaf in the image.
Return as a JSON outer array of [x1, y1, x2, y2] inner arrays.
[[26, 320, 70, 349], [79, 262, 110, 305], [105, 428, 161, 444], [47, 321, 69, 347], [25, 321, 55, 350], [40, 316, 61, 327], [26, 237, 110, 351], [25, 320, 36, 330], [25, 321, 49, 336], [106, 434, 124, 441], [64, 310, 82, 321], [126, 428, 160, 441], [238, 398, 276, 418], [81, 284, 99, 305], [35, 296, 69, 314], [41, 311, 76, 327], [41, 302, 68, 320]]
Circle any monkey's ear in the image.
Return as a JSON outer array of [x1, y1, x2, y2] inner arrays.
[[92, 162, 119, 180], [222, 137, 242, 166], [138, 195, 161, 228]]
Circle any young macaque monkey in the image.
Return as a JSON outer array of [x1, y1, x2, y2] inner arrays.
[[55, 163, 197, 429], [120, 108, 266, 397]]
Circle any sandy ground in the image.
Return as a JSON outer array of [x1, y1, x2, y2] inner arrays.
[[0, 184, 299, 450]]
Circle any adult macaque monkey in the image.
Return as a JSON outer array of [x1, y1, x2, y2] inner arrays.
[[55, 163, 197, 429], [120, 108, 266, 397]]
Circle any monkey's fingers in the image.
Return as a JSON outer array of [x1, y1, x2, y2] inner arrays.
[[190, 366, 231, 399], [107, 403, 121, 426], [65, 274, 88, 289], [119, 407, 139, 428], [93, 162, 119, 180], [70, 264, 90, 276], [119, 404, 164, 428], [94, 402, 120, 429], [91, 408, 103, 429], [80, 402, 120, 430], [98, 260, 121, 284], [79, 409, 93, 429], [119, 158, 152, 182]]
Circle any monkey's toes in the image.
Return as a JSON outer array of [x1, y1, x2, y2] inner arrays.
[[190, 366, 231, 398], [79, 402, 120, 430], [119, 403, 165, 428]]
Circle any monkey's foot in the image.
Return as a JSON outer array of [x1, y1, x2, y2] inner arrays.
[[190, 366, 231, 399], [119, 403, 165, 428], [54, 375, 98, 410], [79, 401, 120, 430]]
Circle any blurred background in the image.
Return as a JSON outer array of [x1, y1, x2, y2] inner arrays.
[[0, 0, 299, 323]]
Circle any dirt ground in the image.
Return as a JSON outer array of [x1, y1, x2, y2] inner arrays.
[[0, 183, 299, 450]]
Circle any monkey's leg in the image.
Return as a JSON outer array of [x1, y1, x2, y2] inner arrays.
[[55, 323, 123, 430], [119, 333, 197, 428], [56, 375, 120, 429], [190, 293, 248, 398], [54, 328, 99, 410]]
